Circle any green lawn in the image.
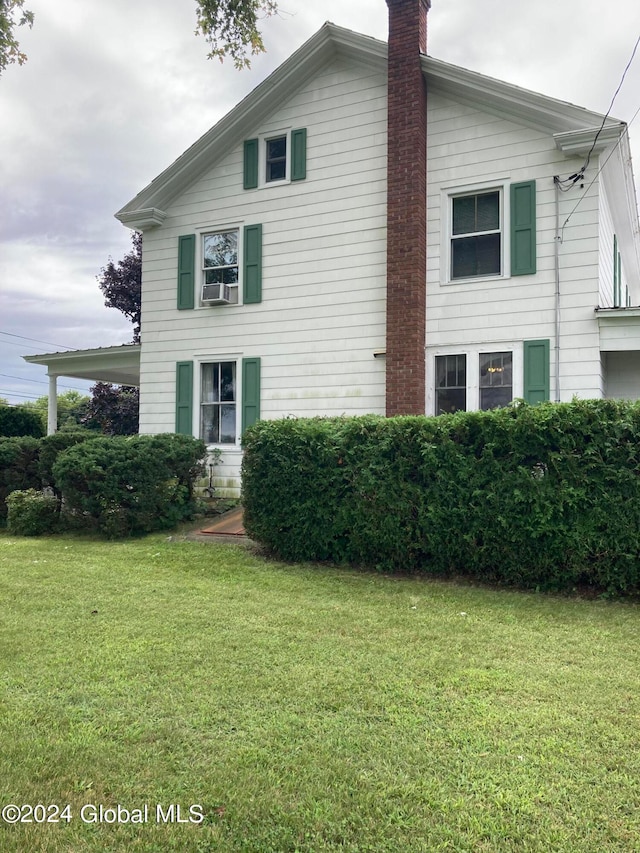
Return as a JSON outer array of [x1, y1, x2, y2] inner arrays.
[[0, 531, 639, 852]]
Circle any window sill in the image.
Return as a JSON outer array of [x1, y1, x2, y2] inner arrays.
[[440, 274, 506, 287]]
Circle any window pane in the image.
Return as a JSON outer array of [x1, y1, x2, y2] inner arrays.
[[222, 267, 239, 284], [200, 404, 219, 444], [268, 161, 286, 181], [201, 363, 217, 404], [203, 232, 238, 268], [452, 234, 501, 279], [220, 362, 236, 402], [477, 192, 500, 231], [436, 354, 466, 388], [220, 405, 236, 443], [480, 386, 512, 411], [436, 388, 466, 415], [480, 352, 512, 387], [452, 195, 476, 235], [267, 137, 286, 159]]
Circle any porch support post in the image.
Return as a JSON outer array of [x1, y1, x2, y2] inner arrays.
[[47, 374, 58, 435]]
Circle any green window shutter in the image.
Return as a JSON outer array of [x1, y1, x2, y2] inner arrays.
[[523, 339, 549, 405], [243, 138, 259, 190], [242, 357, 261, 434], [177, 234, 195, 310], [510, 180, 537, 276], [291, 128, 307, 181], [175, 361, 194, 435], [243, 224, 262, 304]]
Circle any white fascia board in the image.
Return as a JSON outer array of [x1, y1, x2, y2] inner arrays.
[[553, 124, 625, 156], [23, 344, 141, 386], [115, 23, 386, 224]]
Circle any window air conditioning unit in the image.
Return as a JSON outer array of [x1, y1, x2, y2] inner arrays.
[[202, 283, 232, 305]]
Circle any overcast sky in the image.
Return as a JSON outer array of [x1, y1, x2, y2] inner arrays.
[[1, 0, 639, 405]]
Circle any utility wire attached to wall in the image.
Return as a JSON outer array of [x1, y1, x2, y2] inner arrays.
[[554, 32, 640, 233]]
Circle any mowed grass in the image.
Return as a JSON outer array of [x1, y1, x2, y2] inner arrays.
[[0, 532, 639, 852]]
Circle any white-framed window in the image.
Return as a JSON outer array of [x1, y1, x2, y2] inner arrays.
[[435, 354, 467, 414], [451, 189, 502, 280], [479, 351, 513, 410], [265, 135, 287, 183], [200, 360, 237, 444], [441, 180, 510, 284], [259, 129, 291, 186], [429, 344, 522, 414], [200, 227, 240, 305]]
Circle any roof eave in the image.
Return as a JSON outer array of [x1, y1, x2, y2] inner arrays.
[[115, 23, 387, 226], [422, 54, 615, 135]]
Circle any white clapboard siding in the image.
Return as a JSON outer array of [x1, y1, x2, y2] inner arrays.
[[425, 90, 603, 403], [136, 54, 623, 492], [138, 53, 388, 496]]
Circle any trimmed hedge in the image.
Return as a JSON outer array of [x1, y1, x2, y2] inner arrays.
[[38, 432, 95, 494], [242, 400, 640, 594], [0, 405, 44, 438], [52, 433, 206, 537], [6, 489, 59, 536], [0, 437, 41, 521]]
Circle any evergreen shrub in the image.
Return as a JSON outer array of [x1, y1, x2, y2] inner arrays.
[[241, 400, 640, 594], [52, 433, 206, 537], [6, 489, 59, 536], [38, 432, 95, 496], [0, 406, 44, 438], [0, 437, 41, 521]]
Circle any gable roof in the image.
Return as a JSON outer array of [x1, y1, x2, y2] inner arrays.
[[115, 21, 631, 230]]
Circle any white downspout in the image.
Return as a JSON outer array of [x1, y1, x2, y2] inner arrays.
[[554, 180, 561, 402], [47, 374, 58, 435]]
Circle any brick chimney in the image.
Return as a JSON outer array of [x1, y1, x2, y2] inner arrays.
[[385, 0, 429, 416]]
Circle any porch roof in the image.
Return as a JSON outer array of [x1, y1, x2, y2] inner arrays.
[[23, 344, 141, 386]]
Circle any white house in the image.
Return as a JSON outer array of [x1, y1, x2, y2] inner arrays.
[[26, 0, 640, 497]]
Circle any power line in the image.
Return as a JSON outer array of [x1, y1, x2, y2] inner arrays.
[[0, 330, 75, 351], [555, 33, 640, 198], [560, 100, 640, 241], [582, 34, 640, 176], [0, 373, 91, 393], [0, 389, 42, 400]]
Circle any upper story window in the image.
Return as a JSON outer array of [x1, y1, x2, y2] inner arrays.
[[265, 136, 287, 182], [203, 231, 239, 285], [451, 190, 502, 280], [243, 129, 307, 189], [201, 230, 240, 305]]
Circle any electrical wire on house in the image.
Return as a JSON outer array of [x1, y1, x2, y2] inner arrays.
[[559, 100, 640, 243], [555, 33, 640, 198], [553, 31, 640, 225]]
